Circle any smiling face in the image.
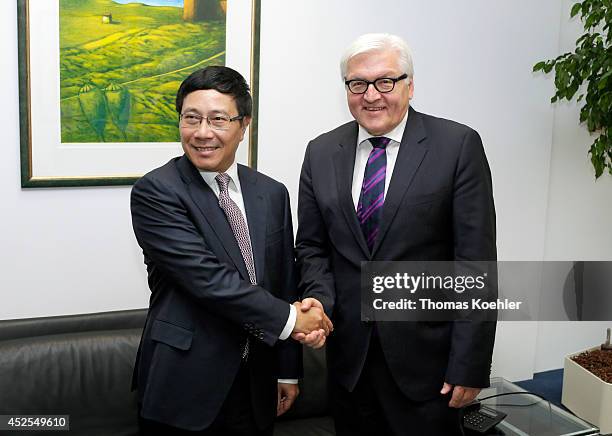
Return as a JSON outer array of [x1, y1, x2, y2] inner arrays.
[[179, 89, 250, 172], [345, 49, 413, 136]]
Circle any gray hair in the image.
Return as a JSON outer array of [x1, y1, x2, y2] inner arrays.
[[340, 33, 414, 81]]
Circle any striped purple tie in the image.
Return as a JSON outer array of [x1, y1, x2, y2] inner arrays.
[[357, 137, 390, 252]]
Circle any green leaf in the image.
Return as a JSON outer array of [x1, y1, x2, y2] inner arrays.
[[598, 70, 611, 89], [566, 82, 580, 98], [533, 61, 546, 72], [576, 33, 590, 44], [589, 143, 604, 178], [587, 118, 596, 132], [571, 2, 582, 17], [586, 14, 598, 28]]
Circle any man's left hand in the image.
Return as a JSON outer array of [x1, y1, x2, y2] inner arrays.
[[277, 383, 299, 416], [441, 382, 481, 408]]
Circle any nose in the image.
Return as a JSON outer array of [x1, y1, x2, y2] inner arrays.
[[193, 119, 215, 139], [363, 83, 381, 102]]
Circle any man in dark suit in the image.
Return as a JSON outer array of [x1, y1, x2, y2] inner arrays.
[[294, 33, 497, 435], [131, 66, 331, 435]]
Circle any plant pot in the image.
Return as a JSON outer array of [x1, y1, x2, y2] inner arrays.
[[562, 347, 612, 434]]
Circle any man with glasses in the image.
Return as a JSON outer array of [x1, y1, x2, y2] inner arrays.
[[131, 66, 331, 435], [294, 33, 497, 435]]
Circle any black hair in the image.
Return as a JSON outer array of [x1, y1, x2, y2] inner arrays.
[[175, 66, 252, 117]]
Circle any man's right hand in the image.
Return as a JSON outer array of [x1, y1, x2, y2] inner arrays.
[[293, 301, 328, 334], [291, 298, 333, 349]]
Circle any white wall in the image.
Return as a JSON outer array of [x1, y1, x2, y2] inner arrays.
[[0, 1, 149, 320], [1, 0, 610, 381], [535, 0, 612, 373]]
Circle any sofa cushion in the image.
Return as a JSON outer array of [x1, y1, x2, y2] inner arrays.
[[0, 309, 147, 341], [0, 328, 141, 436]]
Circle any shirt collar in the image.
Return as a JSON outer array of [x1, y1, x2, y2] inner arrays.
[[357, 107, 409, 146], [199, 161, 241, 192]]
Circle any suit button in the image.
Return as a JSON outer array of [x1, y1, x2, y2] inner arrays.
[[258, 332, 264, 339]]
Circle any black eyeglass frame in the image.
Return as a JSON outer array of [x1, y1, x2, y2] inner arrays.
[[344, 73, 409, 94]]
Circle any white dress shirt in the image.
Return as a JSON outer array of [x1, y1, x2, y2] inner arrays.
[[199, 163, 297, 384], [351, 110, 409, 209]]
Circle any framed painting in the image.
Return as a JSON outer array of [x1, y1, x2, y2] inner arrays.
[[18, 0, 261, 188]]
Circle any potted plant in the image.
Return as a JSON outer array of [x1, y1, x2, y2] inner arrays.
[[562, 329, 612, 433], [533, 0, 611, 178]]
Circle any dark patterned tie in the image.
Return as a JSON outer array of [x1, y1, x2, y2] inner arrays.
[[216, 172, 255, 359], [357, 137, 390, 252]]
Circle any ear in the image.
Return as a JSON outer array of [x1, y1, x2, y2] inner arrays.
[[241, 116, 252, 130], [408, 79, 415, 100], [239, 116, 252, 139]]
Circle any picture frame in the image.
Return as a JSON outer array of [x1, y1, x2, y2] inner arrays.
[[17, 0, 261, 188]]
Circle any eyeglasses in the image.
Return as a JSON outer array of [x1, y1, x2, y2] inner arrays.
[[345, 73, 408, 94], [179, 113, 245, 131]]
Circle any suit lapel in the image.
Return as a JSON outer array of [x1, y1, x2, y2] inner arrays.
[[176, 156, 250, 281], [238, 165, 267, 283], [333, 122, 371, 258], [372, 107, 428, 256]]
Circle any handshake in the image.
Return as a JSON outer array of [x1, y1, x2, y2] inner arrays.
[[291, 298, 333, 349]]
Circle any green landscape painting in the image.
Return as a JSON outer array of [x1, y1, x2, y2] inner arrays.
[[59, 0, 227, 143]]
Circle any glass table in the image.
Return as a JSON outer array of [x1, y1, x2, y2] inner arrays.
[[476, 378, 600, 435]]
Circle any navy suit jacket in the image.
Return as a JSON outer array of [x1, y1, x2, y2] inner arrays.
[[296, 107, 497, 400], [131, 155, 301, 430]]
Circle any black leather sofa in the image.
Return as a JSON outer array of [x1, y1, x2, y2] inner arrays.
[[0, 309, 334, 435]]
